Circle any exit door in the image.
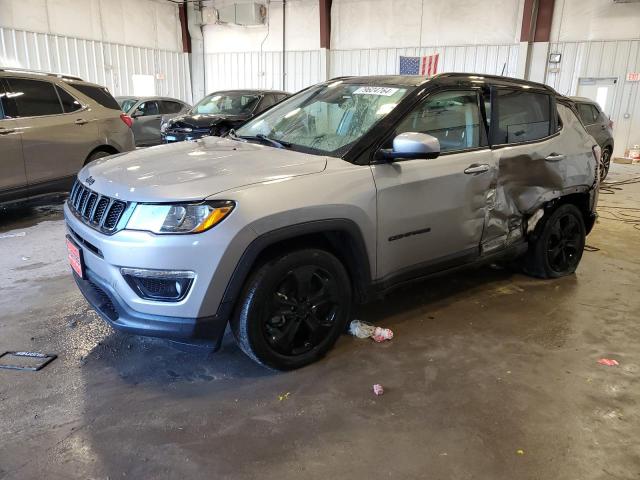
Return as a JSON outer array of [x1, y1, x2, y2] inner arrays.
[[577, 77, 617, 116]]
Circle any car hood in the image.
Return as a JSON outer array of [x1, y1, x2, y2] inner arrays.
[[79, 137, 327, 202], [168, 113, 250, 129]]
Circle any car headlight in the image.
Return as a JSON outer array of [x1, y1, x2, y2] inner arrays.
[[126, 201, 234, 234]]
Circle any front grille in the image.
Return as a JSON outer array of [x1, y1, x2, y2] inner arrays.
[[104, 201, 126, 230], [68, 179, 129, 234], [92, 197, 109, 225], [83, 193, 97, 219]]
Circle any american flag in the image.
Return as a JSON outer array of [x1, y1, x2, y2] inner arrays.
[[399, 54, 439, 77]]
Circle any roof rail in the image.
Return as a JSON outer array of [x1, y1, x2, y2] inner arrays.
[[0, 67, 84, 82]]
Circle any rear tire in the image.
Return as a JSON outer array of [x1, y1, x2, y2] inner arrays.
[[524, 204, 586, 278], [231, 249, 352, 370]]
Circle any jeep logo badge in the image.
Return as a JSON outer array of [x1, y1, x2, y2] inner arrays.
[[85, 176, 95, 186]]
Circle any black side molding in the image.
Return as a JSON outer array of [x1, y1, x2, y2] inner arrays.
[[389, 227, 431, 242]]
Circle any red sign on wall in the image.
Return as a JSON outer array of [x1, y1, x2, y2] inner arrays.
[[627, 72, 640, 82]]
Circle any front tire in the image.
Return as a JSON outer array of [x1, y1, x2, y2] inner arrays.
[[524, 204, 586, 278], [231, 249, 352, 370]]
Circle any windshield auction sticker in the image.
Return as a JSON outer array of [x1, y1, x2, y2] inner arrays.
[[353, 86, 399, 96]]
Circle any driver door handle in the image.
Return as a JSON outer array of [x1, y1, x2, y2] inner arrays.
[[74, 119, 88, 125], [545, 153, 565, 162], [464, 164, 490, 175], [0, 127, 16, 135]]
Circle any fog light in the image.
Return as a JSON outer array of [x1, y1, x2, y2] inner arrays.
[[121, 268, 195, 302]]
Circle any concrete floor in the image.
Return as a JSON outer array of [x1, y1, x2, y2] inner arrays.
[[1, 166, 639, 480]]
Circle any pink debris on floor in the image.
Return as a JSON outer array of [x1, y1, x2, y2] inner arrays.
[[597, 358, 619, 366], [373, 384, 384, 396], [371, 327, 394, 343]]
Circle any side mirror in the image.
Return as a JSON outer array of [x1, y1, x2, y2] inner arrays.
[[378, 132, 440, 161]]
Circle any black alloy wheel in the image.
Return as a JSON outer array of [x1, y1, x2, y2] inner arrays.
[[231, 249, 351, 370], [524, 204, 586, 278], [546, 212, 583, 274], [265, 265, 341, 356]]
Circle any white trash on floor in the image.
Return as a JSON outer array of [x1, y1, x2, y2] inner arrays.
[[349, 320, 394, 342]]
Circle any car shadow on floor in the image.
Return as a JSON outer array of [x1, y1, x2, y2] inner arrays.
[[80, 326, 275, 388], [355, 263, 524, 325], [80, 262, 541, 389]]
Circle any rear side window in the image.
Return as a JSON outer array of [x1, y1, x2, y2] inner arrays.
[[578, 103, 599, 125], [492, 89, 552, 144], [55, 85, 82, 113], [69, 83, 120, 110], [5, 78, 63, 117], [395, 90, 486, 153], [159, 100, 184, 114]]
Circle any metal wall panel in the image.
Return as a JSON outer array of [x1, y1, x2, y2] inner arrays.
[[0, 27, 192, 103], [204, 50, 322, 95], [546, 40, 640, 156], [330, 44, 520, 78]]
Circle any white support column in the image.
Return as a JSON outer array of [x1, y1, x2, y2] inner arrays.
[[320, 47, 330, 81]]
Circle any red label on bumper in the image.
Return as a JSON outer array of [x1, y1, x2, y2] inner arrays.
[[66, 237, 83, 279]]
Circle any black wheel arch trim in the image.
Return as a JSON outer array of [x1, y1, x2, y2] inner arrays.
[[215, 219, 373, 321]]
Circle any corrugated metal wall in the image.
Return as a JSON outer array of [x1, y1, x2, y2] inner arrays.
[[204, 50, 322, 94], [546, 40, 640, 157], [203, 44, 519, 96], [330, 44, 520, 78], [0, 27, 192, 103]]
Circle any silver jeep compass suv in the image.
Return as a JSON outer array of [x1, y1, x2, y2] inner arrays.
[[65, 74, 599, 370]]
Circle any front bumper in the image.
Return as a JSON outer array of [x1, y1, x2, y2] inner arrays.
[[64, 200, 236, 350], [73, 267, 227, 349]]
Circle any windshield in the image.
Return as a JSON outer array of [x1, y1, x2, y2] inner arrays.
[[236, 82, 409, 155], [192, 93, 260, 115], [118, 98, 138, 113]]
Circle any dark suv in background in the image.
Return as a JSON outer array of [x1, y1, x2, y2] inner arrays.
[[0, 68, 135, 205], [161, 89, 289, 143], [571, 96, 614, 181]]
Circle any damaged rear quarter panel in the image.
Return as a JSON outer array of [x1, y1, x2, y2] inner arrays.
[[481, 103, 597, 253]]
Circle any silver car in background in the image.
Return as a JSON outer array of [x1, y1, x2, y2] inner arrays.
[[117, 96, 190, 147], [66, 74, 599, 371]]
